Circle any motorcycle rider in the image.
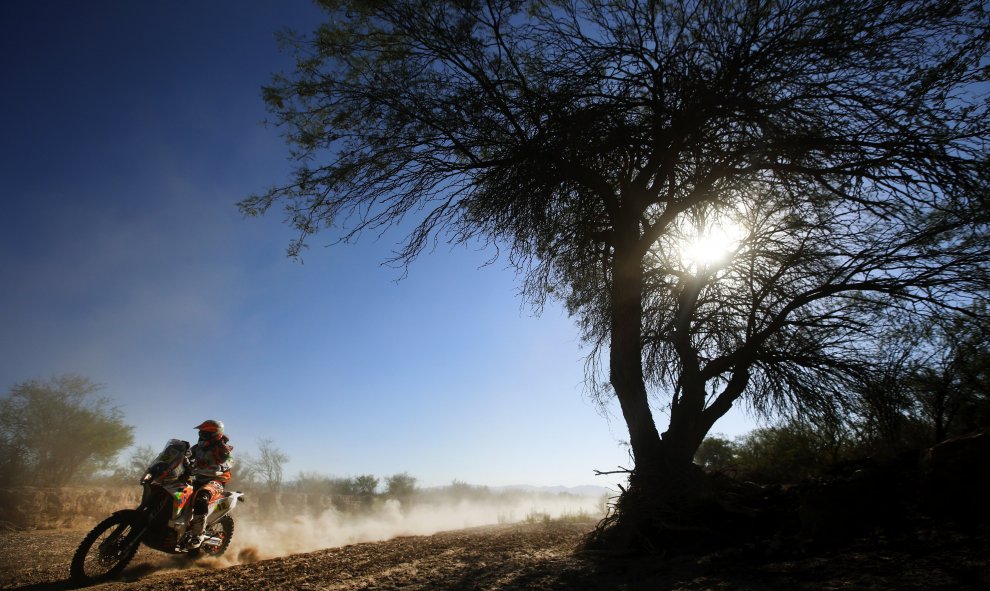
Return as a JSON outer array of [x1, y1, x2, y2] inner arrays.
[[186, 419, 233, 548]]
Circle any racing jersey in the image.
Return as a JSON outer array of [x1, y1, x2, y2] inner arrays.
[[190, 436, 233, 484]]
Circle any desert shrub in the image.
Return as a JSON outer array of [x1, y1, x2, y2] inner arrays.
[[730, 420, 858, 484], [292, 471, 333, 495], [385, 472, 417, 501]]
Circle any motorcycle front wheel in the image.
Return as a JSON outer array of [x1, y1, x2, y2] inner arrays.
[[70, 510, 144, 586]]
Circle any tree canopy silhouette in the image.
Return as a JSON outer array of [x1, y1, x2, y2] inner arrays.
[[246, 0, 990, 542]]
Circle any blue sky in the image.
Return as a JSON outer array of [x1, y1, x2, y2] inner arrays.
[[0, 1, 757, 488]]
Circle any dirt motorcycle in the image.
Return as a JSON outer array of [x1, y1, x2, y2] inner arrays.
[[70, 439, 244, 585]]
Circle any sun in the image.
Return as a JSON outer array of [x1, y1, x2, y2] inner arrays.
[[682, 232, 734, 267], [679, 220, 745, 272]]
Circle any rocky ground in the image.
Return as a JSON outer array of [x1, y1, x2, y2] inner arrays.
[[1, 518, 988, 590]]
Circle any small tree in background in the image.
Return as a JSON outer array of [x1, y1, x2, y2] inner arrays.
[[293, 471, 332, 495], [693, 434, 738, 475], [905, 309, 990, 443], [125, 445, 160, 481], [327, 476, 360, 496], [257, 438, 290, 492], [354, 474, 380, 499], [0, 375, 134, 487], [99, 444, 162, 486], [385, 472, 418, 503], [229, 450, 261, 490]]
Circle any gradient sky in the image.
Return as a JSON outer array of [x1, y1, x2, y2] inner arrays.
[[0, 1, 758, 489]]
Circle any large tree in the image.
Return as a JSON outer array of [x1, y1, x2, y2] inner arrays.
[[0, 375, 134, 486], [246, 0, 990, 531]]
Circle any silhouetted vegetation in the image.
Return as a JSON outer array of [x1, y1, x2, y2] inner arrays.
[[697, 422, 851, 484], [698, 307, 990, 485], [249, 0, 989, 551], [0, 375, 134, 487]]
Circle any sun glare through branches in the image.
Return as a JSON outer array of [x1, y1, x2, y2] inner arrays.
[[671, 212, 749, 276]]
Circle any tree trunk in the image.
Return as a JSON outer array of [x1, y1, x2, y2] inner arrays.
[[608, 236, 708, 496], [662, 377, 712, 468], [594, 239, 747, 552], [663, 366, 749, 468], [608, 234, 717, 478], [608, 239, 663, 471]]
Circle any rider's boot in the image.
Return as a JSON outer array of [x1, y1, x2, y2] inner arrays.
[[187, 514, 206, 548]]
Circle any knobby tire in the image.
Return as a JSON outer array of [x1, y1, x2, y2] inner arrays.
[[69, 510, 143, 586]]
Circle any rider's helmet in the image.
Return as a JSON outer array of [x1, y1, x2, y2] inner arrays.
[[194, 419, 224, 444]]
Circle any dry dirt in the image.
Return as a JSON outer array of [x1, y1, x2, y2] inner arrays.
[[1, 519, 988, 590]]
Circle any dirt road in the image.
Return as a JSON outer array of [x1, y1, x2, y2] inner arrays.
[[3, 521, 604, 591], [2, 519, 988, 590]]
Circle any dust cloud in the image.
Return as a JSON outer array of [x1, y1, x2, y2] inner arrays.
[[227, 493, 605, 562]]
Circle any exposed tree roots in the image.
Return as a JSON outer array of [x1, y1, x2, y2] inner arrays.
[[581, 465, 795, 556]]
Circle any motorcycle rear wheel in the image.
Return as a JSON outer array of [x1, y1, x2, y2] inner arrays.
[[70, 510, 144, 586], [189, 515, 234, 559]]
